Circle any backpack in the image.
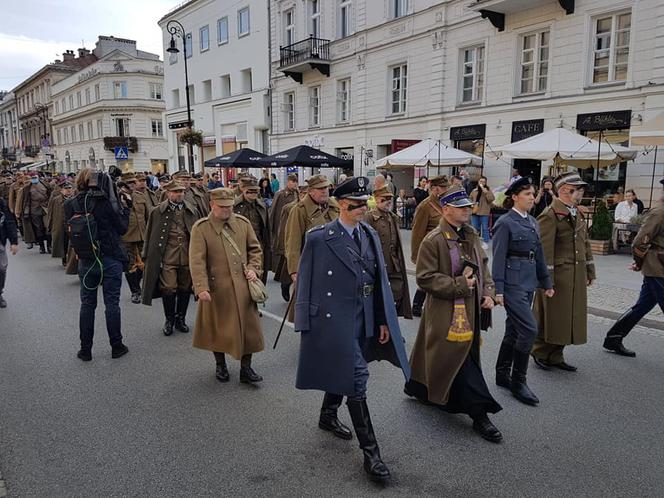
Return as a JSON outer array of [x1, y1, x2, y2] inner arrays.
[[67, 195, 100, 260]]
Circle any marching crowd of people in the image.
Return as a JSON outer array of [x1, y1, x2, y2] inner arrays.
[[0, 165, 663, 484]]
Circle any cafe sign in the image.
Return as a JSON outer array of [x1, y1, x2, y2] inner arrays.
[[450, 124, 486, 141], [511, 119, 544, 142], [576, 110, 631, 131]]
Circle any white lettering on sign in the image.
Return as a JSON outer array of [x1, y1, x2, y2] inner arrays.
[[304, 135, 325, 148]]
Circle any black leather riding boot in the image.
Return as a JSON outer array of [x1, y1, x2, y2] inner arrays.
[[174, 291, 190, 333], [495, 340, 514, 388], [161, 294, 176, 336], [511, 350, 539, 406], [347, 398, 390, 482]]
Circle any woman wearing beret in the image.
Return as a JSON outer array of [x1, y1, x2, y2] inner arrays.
[[491, 178, 554, 406]]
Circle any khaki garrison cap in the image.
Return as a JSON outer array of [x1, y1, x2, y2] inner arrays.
[[306, 174, 331, 189], [210, 188, 235, 207]]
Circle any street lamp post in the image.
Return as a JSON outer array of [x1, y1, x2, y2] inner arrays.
[[166, 19, 195, 174]]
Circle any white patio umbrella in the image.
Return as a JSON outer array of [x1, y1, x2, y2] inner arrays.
[[373, 138, 483, 176], [488, 127, 637, 168], [630, 112, 664, 206]]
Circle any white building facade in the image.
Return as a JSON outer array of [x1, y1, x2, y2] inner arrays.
[[0, 92, 19, 161], [269, 0, 664, 205], [51, 37, 168, 173], [159, 0, 271, 175]]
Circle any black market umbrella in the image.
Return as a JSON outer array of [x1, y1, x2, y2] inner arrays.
[[204, 148, 267, 169], [260, 145, 352, 171]]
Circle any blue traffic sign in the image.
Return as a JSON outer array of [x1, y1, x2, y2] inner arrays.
[[114, 146, 129, 160]]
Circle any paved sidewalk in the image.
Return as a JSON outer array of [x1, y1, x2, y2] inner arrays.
[[400, 228, 664, 329]]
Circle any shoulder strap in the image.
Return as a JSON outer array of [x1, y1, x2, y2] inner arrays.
[[221, 227, 243, 258]]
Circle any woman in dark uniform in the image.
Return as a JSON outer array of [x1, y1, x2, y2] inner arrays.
[[491, 177, 554, 406]]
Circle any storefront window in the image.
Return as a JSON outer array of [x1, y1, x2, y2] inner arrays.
[[577, 128, 629, 203]]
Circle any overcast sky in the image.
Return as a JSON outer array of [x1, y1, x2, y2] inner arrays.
[[0, 0, 178, 92]]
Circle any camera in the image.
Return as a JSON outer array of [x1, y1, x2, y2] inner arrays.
[[86, 165, 125, 212]]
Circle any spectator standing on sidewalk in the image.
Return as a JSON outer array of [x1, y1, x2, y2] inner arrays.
[[413, 176, 429, 206], [469, 176, 494, 248]]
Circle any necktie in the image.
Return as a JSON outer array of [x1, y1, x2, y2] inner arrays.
[[353, 227, 361, 250]]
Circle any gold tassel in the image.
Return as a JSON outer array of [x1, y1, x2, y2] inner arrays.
[[446, 303, 473, 342]]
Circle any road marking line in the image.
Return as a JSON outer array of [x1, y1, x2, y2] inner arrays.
[[261, 309, 294, 329]]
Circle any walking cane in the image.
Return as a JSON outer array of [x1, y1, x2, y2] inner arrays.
[[273, 297, 293, 350]]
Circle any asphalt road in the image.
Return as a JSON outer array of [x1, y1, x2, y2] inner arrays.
[[0, 247, 663, 497]]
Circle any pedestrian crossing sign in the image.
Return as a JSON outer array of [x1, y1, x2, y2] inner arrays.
[[114, 146, 129, 160]]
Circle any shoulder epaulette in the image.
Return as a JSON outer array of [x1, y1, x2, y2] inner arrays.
[[192, 217, 209, 228], [307, 224, 325, 233], [235, 214, 251, 224]]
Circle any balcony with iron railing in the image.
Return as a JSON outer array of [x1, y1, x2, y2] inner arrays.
[[279, 36, 331, 84], [469, 0, 574, 31], [24, 145, 40, 157]]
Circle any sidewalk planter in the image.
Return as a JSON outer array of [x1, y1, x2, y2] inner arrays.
[[589, 239, 612, 255], [589, 200, 613, 255]]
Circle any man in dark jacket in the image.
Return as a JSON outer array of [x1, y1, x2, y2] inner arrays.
[[294, 176, 410, 483], [64, 168, 131, 362], [0, 197, 19, 308]]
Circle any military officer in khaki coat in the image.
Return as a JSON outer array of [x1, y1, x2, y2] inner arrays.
[[284, 174, 340, 321], [274, 185, 308, 301], [171, 170, 202, 218], [141, 181, 199, 336], [46, 180, 75, 266], [532, 172, 596, 371], [189, 173, 210, 217], [269, 173, 299, 272], [364, 185, 412, 318], [190, 188, 264, 384], [405, 187, 501, 443], [234, 177, 271, 284], [119, 173, 150, 303], [135, 172, 159, 211], [410, 175, 449, 316]]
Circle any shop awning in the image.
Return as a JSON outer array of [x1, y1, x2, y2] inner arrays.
[[373, 139, 483, 168], [260, 145, 352, 169], [19, 161, 46, 171], [204, 148, 267, 168]]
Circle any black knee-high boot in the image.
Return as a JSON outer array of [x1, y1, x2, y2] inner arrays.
[[161, 294, 176, 336], [603, 309, 638, 357], [511, 350, 539, 406], [412, 289, 425, 316], [174, 291, 190, 332], [347, 398, 390, 482], [214, 352, 229, 382], [495, 340, 514, 388]]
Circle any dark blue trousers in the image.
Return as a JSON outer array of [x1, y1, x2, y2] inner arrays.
[[608, 276, 664, 338], [78, 256, 124, 350]]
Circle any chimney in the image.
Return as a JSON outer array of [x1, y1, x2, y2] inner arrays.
[[78, 48, 90, 57], [62, 50, 75, 62]]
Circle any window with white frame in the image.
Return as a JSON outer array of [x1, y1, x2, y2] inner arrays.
[[68, 95, 74, 109], [185, 33, 192, 58], [238, 7, 250, 37], [149, 82, 163, 100], [519, 30, 549, 94], [390, 0, 409, 19], [115, 118, 130, 137], [97, 119, 103, 138], [151, 119, 164, 137], [390, 64, 408, 114], [339, 0, 352, 38], [56, 128, 61, 144], [79, 124, 84, 141], [54, 101, 60, 114], [63, 128, 69, 143], [85, 88, 91, 105], [461, 45, 485, 103], [70, 126, 76, 142], [94, 84, 100, 101], [200, 25, 210, 52], [76, 91, 82, 107], [309, 86, 321, 127], [284, 92, 295, 130], [61, 98, 66, 112], [309, 0, 321, 38], [592, 12, 631, 84], [337, 78, 350, 122], [113, 81, 128, 99], [218, 17, 229, 44], [87, 121, 93, 140], [284, 9, 295, 46]]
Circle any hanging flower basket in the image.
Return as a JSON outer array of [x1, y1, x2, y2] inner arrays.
[[179, 128, 203, 147]]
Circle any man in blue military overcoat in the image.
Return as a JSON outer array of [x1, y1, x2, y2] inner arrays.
[[294, 176, 410, 483]]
